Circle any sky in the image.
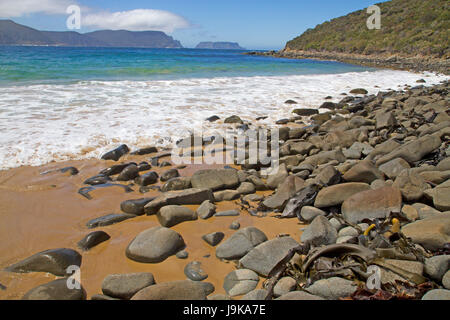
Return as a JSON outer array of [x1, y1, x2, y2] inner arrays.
[[0, 0, 389, 50]]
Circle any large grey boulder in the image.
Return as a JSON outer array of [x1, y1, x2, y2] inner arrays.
[[306, 277, 357, 300], [131, 280, 214, 300], [393, 169, 430, 201], [376, 134, 442, 166], [86, 213, 135, 228], [190, 169, 239, 191], [343, 160, 384, 184], [424, 255, 450, 282], [197, 200, 216, 219], [266, 163, 288, 190], [379, 158, 411, 179], [121, 198, 155, 215], [262, 175, 305, 210], [300, 216, 337, 246], [401, 215, 450, 251], [126, 227, 185, 263], [342, 186, 402, 224], [239, 237, 300, 277], [223, 269, 259, 297], [216, 227, 267, 260], [22, 278, 85, 300], [144, 188, 214, 215], [157, 205, 197, 228], [102, 273, 155, 300], [423, 180, 450, 211], [422, 289, 450, 300], [5, 248, 82, 276], [314, 183, 371, 208]]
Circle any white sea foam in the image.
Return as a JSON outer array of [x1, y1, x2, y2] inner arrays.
[[0, 70, 447, 170]]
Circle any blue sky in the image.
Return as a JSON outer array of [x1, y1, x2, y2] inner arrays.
[[3, 0, 389, 50]]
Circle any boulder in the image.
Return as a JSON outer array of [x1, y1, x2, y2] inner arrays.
[[412, 203, 444, 220], [379, 158, 411, 179], [126, 227, 185, 263], [376, 111, 397, 129], [242, 289, 269, 300], [121, 198, 155, 215], [424, 255, 450, 282], [216, 227, 267, 260], [197, 200, 216, 219], [314, 165, 341, 186], [401, 215, 450, 251], [157, 205, 197, 228], [343, 160, 384, 184], [239, 236, 300, 277], [160, 169, 180, 182], [266, 163, 288, 190], [5, 248, 81, 276], [314, 183, 371, 208], [102, 273, 155, 299], [215, 210, 240, 217], [101, 144, 129, 161], [342, 187, 402, 223], [135, 171, 159, 186], [292, 108, 319, 116], [131, 280, 214, 300], [144, 188, 214, 215], [274, 277, 297, 297], [202, 232, 225, 247], [299, 206, 326, 223], [224, 115, 243, 124], [262, 175, 305, 210], [236, 182, 256, 195], [300, 216, 337, 246], [184, 261, 208, 281], [191, 169, 239, 191], [306, 277, 357, 300], [290, 142, 314, 155], [22, 278, 85, 300], [423, 180, 450, 211], [223, 269, 259, 297], [161, 177, 191, 192], [422, 289, 450, 300], [393, 170, 430, 201], [117, 164, 139, 181], [77, 231, 110, 251], [213, 190, 241, 201], [86, 213, 135, 228], [376, 134, 442, 166]]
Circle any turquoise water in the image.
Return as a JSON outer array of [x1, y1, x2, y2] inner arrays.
[[0, 46, 373, 86]]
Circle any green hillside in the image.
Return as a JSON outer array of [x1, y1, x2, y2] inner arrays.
[[285, 0, 449, 59]]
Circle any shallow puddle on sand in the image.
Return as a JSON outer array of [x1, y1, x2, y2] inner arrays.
[[0, 154, 304, 299]]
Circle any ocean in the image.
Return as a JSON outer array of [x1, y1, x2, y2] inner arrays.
[[0, 46, 447, 169]]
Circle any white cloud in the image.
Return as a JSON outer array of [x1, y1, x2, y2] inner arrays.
[[82, 9, 190, 33], [0, 0, 74, 18]]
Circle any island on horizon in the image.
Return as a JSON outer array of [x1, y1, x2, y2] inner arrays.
[[195, 42, 245, 50]]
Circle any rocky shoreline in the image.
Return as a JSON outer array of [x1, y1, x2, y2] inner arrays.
[[1, 79, 450, 300], [246, 49, 450, 75]]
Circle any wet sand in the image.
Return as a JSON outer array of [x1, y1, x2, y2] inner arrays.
[[0, 151, 304, 299]]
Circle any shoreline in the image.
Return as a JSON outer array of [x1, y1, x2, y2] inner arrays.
[[0, 79, 449, 300], [246, 49, 450, 75]]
